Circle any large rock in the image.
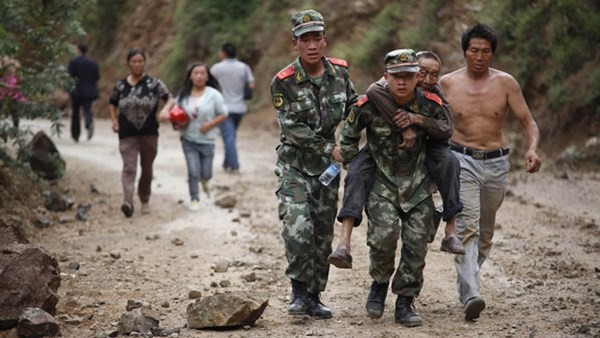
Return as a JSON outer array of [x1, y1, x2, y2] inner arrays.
[[186, 292, 268, 329], [25, 131, 65, 180], [117, 306, 160, 335], [0, 244, 60, 329], [17, 307, 60, 338]]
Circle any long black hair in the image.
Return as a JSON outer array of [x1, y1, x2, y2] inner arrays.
[[177, 62, 220, 106]]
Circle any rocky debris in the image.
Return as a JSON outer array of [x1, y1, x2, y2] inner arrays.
[[242, 272, 257, 282], [219, 280, 231, 287], [150, 327, 182, 337], [188, 286, 202, 299], [249, 246, 264, 254], [34, 216, 50, 228], [215, 194, 237, 209], [145, 234, 160, 241], [186, 292, 268, 329], [90, 183, 100, 194], [125, 300, 149, 312], [0, 220, 28, 246], [17, 307, 60, 338], [171, 238, 184, 246], [0, 239, 60, 330], [109, 251, 121, 259], [117, 304, 160, 335], [42, 190, 68, 212], [25, 131, 66, 180], [213, 260, 229, 273], [75, 204, 92, 221]]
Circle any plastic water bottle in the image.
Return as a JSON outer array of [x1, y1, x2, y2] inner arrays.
[[319, 163, 341, 186]]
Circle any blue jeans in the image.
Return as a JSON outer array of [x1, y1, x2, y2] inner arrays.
[[181, 138, 215, 201], [219, 112, 244, 170]]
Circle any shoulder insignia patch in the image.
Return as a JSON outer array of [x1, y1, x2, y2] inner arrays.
[[328, 57, 348, 68], [347, 110, 356, 124], [423, 91, 443, 106], [276, 66, 295, 80], [272, 93, 284, 108], [357, 95, 369, 107]]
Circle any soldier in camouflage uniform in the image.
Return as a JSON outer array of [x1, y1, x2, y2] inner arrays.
[[271, 9, 357, 319], [340, 49, 446, 327]]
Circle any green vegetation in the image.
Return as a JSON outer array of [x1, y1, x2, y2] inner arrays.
[[0, 0, 84, 173], [491, 0, 600, 110], [77, 0, 134, 57], [160, 0, 263, 90]]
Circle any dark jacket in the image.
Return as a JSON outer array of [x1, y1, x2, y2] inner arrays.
[[68, 54, 99, 100]]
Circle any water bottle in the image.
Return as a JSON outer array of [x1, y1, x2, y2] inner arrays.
[[319, 163, 341, 186]]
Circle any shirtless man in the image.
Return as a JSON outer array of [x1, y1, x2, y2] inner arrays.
[[439, 23, 541, 322]]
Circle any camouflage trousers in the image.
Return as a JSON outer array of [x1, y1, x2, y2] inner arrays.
[[275, 161, 339, 294], [365, 192, 434, 297]]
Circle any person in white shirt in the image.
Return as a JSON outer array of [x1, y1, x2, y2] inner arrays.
[[210, 42, 255, 173]]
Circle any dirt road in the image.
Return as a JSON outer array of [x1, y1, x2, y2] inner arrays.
[[26, 118, 600, 338]]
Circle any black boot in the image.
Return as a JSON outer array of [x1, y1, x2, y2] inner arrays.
[[288, 279, 309, 315], [307, 292, 332, 319], [395, 296, 422, 327], [366, 281, 388, 319]]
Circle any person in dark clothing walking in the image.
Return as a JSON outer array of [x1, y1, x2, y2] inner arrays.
[[68, 43, 100, 142]]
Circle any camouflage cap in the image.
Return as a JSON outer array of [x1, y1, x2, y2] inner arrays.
[[291, 9, 325, 37], [384, 49, 419, 73]]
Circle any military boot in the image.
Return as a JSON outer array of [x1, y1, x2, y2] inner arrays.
[[307, 293, 332, 319], [288, 279, 309, 315], [366, 281, 389, 319], [395, 296, 422, 327]]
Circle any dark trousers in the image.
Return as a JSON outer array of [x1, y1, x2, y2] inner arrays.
[[71, 97, 94, 141], [337, 141, 463, 226]]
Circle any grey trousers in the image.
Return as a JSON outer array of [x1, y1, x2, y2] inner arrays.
[[453, 151, 509, 304], [118, 135, 158, 205]]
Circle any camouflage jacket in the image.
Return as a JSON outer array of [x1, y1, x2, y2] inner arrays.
[[340, 87, 445, 212], [271, 56, 357, 176], [367, 78, 453, 141]]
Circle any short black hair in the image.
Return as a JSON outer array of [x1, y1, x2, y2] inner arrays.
[[461, 23, 497, 54], [221, 42, 236, 58], [127, 48, 146, 62], [77, 43, 88, 54]]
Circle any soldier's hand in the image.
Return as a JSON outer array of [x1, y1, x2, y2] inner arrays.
[[525, 150, 541, 173], [393, 109, 412, 129], [399, 128, 416, 150], [332, 144, 343, 162]]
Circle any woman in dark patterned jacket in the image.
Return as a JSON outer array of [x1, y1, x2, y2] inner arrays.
[[108, 48, 174, 218]]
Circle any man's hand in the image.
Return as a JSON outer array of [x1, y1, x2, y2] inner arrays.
[[111, 120, 119, 133], [393, 109, 413, 129], [399, 128, 416, 150], [332, 144, 343, 162], [525, 150, 541, 173]]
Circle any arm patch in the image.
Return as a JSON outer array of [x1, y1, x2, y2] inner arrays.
[[357, 95, 369, 107], [327, 57, 348, 68], [423, 91, 443, 106], [276, 65, 295, 80]]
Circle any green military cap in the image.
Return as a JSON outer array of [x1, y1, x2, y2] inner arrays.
[[290, 9, 325, 37], [384, 49, 419, 73]]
